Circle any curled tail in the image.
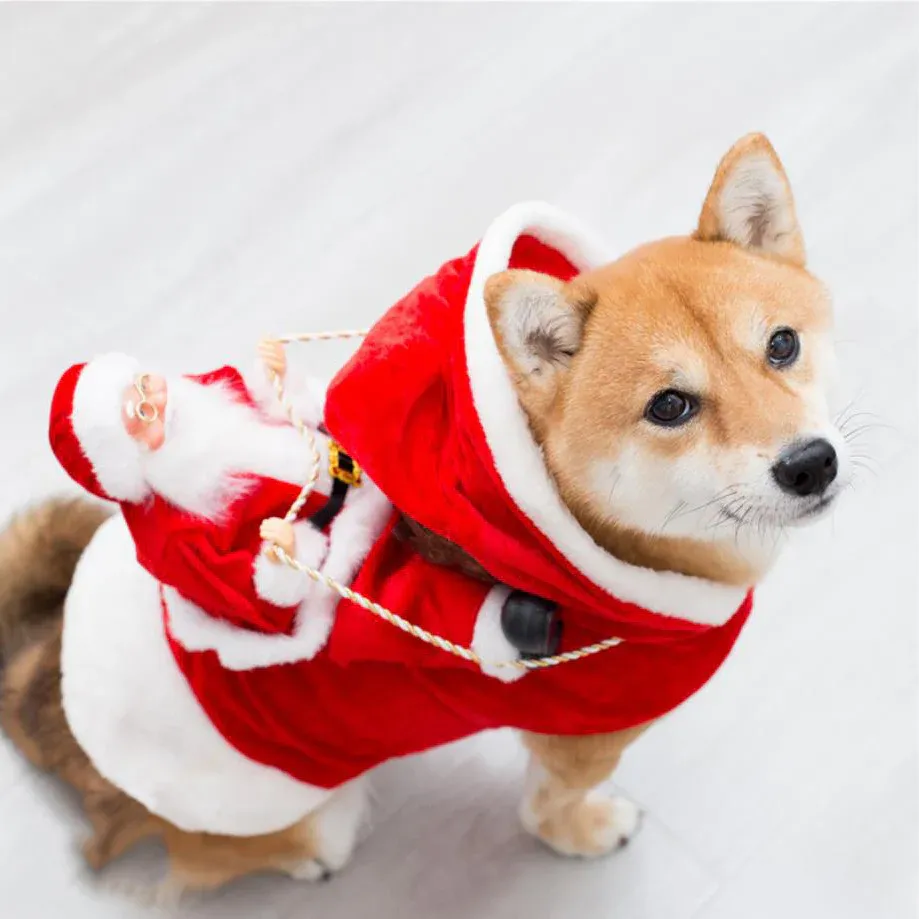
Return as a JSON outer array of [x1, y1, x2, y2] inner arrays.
[[0, 497, 109, 666]]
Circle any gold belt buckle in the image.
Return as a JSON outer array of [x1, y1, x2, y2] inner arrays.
[[328, 441, 363, 487]]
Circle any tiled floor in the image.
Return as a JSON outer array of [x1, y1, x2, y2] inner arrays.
[[0, 5, 916, 918]]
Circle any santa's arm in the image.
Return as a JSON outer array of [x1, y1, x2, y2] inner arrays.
[[156, 519, 328, 637], [252, 518, 328, 611], [49, 353, 152, 503], [242, 339, 326, 428]]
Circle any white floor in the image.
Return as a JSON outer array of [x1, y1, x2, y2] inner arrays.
[[0, 4, 916, 918]]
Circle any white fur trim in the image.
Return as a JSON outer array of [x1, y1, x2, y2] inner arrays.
[[139, 376, 333, 521], [471, 586, 526, 683], [253, 522, 329, 608], [244, 359, 327, 428], [310, 777, 371, 871], [61, 515, 332, 836], [167, 474, 393, 670], [464, 202, 747, 626], [70, 353, 149, 502]]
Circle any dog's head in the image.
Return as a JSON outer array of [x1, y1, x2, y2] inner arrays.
[[486, 134, 849, 581]]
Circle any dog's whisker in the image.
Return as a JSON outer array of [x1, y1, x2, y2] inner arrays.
[[605, 471, 622, 508], [834, 399, 863, 432], [849, 454, 880, 469], [838, 409, 884, 426], [833, 385, 871, 424], [850, 459, 879, 480], [684, 486, 741, 515], [660, 500, 688, 532], [843, 421, 897, 440]]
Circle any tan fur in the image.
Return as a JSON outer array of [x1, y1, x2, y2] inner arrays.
[[556, 239, 829, 585], [159, 817, 321, 895], [524, 727, 649, 791]]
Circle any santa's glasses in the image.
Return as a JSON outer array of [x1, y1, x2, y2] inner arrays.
[[125, 374, 159, 425]]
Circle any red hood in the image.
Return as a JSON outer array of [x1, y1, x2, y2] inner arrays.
[[324, 202, 749, 639]]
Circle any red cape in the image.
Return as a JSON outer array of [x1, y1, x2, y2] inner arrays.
[[168, 203, 752, 789]]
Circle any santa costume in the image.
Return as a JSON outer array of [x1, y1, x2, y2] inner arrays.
[[50, 202, 753, 838]]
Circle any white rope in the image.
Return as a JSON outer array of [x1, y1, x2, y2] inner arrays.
[[266, 330, 623, 671]]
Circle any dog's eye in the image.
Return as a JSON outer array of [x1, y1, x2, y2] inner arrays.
[[645, 389, 698, 427], [767, 328, 800, 367]]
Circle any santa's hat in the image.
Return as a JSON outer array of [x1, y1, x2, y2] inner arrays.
[[49, 353, 149, 503]]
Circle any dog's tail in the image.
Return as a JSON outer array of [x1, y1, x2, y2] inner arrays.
[[0, 497, 109, 667]]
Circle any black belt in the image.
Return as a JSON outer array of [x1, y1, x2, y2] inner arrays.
[[308, 443, 361, 531]]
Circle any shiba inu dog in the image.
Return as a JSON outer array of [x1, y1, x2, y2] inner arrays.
[[0, 133, 850, 900]]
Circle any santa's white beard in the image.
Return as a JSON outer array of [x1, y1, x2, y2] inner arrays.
[[140, 376, 315, 520]]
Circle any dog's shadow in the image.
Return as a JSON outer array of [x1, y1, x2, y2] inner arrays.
[[42, 730, 649, 918]]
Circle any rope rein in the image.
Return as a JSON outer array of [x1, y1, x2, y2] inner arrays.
[[267, 330, 623, 672]]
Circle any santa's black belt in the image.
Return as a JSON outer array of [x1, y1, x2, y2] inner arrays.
[[308, 442, 362, 531]]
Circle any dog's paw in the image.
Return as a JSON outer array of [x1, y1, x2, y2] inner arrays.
[[520, 791, 643, 858], [81, 837, 106, 872], [283, 858, 329, 882]]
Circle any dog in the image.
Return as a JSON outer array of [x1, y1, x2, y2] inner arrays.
[[0, 133, 850, 899]]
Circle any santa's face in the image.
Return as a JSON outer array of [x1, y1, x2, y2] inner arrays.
[[122, 374, 168, 451]]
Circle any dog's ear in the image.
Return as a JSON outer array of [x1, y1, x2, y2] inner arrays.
[[696, 133, 805, 266], [484, 269, 595, 431]]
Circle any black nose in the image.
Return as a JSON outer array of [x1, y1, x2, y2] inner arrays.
[[771, 439, 838, 497]]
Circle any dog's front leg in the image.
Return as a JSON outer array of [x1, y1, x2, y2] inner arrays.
[[519, 725, 650, 858]]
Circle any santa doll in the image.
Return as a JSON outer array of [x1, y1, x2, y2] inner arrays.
[[49, 341, 352, 664]]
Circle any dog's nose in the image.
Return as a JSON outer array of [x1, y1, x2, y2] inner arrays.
[[771, 439, 839, 497]]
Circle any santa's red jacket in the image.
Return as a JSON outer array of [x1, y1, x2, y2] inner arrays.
[[49, 203, 752, 818]]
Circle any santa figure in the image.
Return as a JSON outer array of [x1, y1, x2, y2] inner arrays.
[[49, 202, 752, 839], [49, 343, 345, 661]]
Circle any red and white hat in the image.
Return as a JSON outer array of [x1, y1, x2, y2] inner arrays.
[[49, 353, 147, 503]]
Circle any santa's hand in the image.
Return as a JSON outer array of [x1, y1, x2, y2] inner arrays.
[[121, 374, 168, 452], [260, 517, 296, 564], [258, 338, 287, 381]]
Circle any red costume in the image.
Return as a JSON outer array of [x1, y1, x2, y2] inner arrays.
[[50, 202, 752, 837]]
